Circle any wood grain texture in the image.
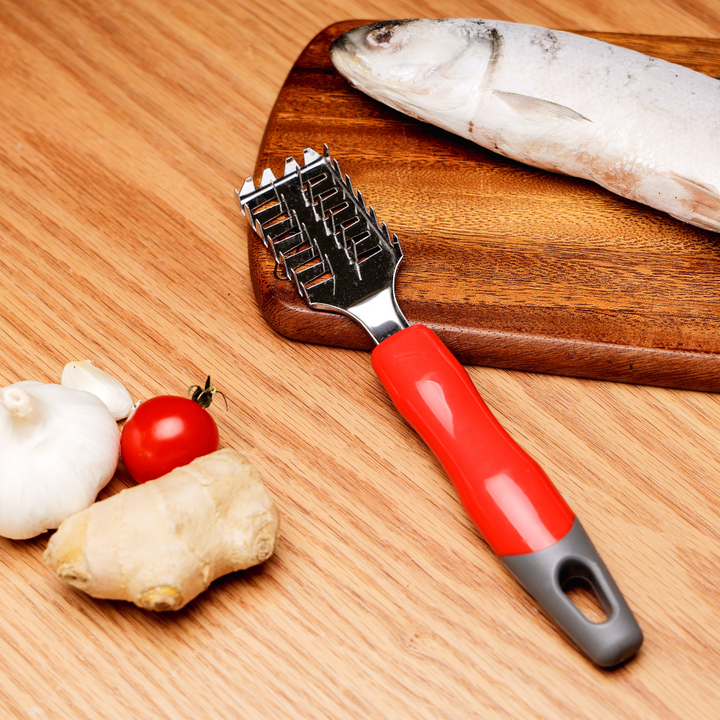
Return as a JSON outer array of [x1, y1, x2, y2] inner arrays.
[[250, 22, 720, 391], [0, 0, 720, 719]]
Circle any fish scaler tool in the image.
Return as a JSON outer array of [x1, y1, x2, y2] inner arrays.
[[236, 145, 643, 667]]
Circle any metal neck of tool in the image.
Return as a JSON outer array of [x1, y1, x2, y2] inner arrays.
[[342, 287, 409, 345]]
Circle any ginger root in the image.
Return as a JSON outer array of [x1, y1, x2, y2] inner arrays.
[[43, 448, 280, 611]]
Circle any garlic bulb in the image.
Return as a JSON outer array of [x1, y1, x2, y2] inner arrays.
[[61, 360, 134, 420], [0, 381, 121, 540]]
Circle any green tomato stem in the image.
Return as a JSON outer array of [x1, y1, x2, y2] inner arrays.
[[188, 376, 228, 410]]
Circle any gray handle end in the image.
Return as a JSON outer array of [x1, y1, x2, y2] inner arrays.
[[501, 518, 643, 667]]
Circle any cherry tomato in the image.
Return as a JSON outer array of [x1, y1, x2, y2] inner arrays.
[[121, 378, 225, 483]]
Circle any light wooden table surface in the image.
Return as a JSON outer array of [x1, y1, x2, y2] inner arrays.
[[1, 1, 719, 718]]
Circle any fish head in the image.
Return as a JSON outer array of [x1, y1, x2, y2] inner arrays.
[[330, 19, 496, 128]]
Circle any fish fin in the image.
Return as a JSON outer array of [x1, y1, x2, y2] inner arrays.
[[669, 174, 720, 231], [494, 90, 591, 123]]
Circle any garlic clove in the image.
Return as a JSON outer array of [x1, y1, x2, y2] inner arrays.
[[61, 360, 134, 420]]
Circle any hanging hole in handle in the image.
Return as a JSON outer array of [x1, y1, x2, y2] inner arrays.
[[559, 559, 610, 624]]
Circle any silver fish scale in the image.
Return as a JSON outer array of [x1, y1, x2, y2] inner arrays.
[[236, 146, 408, 343]]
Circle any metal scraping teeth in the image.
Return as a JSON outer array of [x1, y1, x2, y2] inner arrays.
[[235, 145, 403, 311]]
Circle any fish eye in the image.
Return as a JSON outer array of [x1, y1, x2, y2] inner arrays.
[[367, 27, 396, 47], [372, 30, 394, 45], [366, 23, 408, 50]]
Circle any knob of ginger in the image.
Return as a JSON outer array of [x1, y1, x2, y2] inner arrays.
[[43, 448, 280, 611]]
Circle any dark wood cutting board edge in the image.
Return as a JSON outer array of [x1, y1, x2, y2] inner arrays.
[[247, 21, 720, 392]]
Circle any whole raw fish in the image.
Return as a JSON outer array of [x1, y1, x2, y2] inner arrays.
[[330, 19, 720, 233]]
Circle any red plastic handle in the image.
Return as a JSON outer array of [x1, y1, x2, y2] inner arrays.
[[371, 324, 575, 557]]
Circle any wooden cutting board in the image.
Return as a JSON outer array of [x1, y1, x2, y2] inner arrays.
[[247, 20, 720, 392]]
